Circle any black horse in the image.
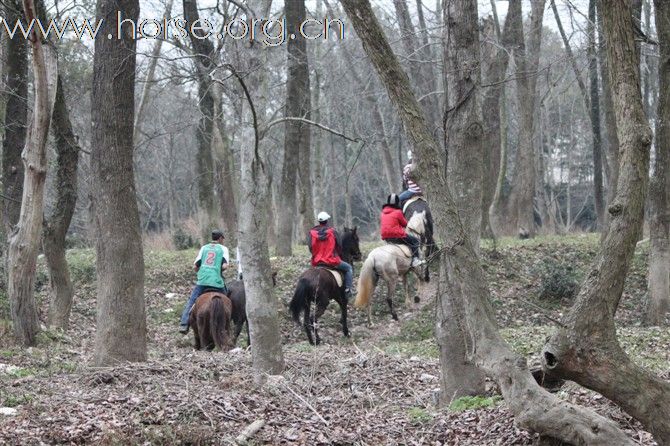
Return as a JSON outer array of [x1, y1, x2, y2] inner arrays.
[[289, 227, 362, 345], [403, 198, 437, 281]]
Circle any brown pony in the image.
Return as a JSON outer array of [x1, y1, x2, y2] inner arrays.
[[188, 292, 234, 351]]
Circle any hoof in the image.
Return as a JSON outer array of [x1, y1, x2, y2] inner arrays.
[[414, 295, 420, 304], [392, 314, 399, 321]]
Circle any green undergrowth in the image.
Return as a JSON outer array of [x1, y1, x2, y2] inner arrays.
[[449, 395, 502, 412]]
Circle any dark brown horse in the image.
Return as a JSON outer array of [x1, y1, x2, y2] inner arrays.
[[289, 227, 361, 345], [188, 292, 234, 351], [225, 271, 277, 346]]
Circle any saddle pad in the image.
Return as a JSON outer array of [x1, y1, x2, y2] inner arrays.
[[384, 242, 412, 258], [318, 267, 343, 287], [402, 195, 425, 213]]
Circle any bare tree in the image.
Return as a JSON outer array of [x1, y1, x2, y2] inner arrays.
[[436, 0, 486, 402], [645, 0, 670, 326], [182, 0, 238, 244], [2, 0, 28, 233], [91, 0, 146, 365], [340, 0, 635, 442], [238, 0, 284, 379], [7, 0, 58, 346], [550, 0, 605, 229], [44, 74, 80, 330], [506, 0, 546, 238], [543, 1, 670, 442], [277, 0, 312, 256]]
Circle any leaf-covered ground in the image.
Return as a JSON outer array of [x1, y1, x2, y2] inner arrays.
[[0, 235, 666, 445]]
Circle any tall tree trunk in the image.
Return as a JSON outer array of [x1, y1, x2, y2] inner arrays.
[[211, 95, 238, 247], [551, 0, 605, 230], [237, 0, 284, 379], [437, 0, 486, 403], [182, 0, 225, 242], [645, 0, 670, 326], [7, 0, 58, 346], [91, 0, 146, 365], [341, 0, 635, 442], [276, 0, 311, 256], [44, 75, 80, 330], [2, 0, 28, 233], [588, 0, 605, 230], [483, 4, 515, 237], [506, 0, 546, 237], [543, 2, 670, 443], [599, 6, 620, 211]]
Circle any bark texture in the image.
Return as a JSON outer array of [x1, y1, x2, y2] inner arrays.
[[543, 2, 670, 443], [341, 0, 635, 443], [646, 0, 670, 326], [506, 0, 546, 237], [437, 0, 486, 403], [277, 0, 311, 256], [91, 0, 146, 365], [1, 0, 28, 232], [7, 0, 58, 346], [44, 75, 80, 330], [239, 0, 284, 379]]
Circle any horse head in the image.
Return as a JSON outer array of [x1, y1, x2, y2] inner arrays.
[[343, 226, 362, 261]]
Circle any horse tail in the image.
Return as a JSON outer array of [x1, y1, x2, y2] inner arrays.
[[354, 255, 377, 309], [210, 294, 230, 350], [290, 277, 312, 324]]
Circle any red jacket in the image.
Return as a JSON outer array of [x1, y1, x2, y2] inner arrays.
[[309, 225, 342, 267], [380, 206, 407, 239]]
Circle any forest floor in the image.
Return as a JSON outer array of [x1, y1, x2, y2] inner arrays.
[[0, 234, 668, 445]]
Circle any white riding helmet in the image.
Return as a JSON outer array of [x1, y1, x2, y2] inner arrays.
[[407, 150, 413, 160], [317, 211, 331, 222]]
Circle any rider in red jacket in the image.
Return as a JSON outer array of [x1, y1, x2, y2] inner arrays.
[[380, 194, 425, 267], [308, 212, 354, 300]]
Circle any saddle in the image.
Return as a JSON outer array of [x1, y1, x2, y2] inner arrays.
[[402, 195, 425, 214], [383, 241, 412, 258], [316, 266, 344, 288]]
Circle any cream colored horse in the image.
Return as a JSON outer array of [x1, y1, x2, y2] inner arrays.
[[354, 244, 424, 326]]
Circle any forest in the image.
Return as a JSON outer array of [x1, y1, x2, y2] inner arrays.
[[0, 0, 669, 444]]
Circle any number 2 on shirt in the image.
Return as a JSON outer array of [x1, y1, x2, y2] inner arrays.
[[205, 251, 216, 266]]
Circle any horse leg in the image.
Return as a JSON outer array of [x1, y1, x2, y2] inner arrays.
[[233, 321, 244, 346], [367, 304, 373, 328], [192, 323, 201, 350], [337, 295, 350, 338], [313, 303, 327, 345], [403, 276, 412, 308], [303, 302, 316, 345], [387, 279, 398, 321]]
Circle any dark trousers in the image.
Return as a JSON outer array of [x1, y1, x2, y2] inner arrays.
[[385, 235, 420, 258]]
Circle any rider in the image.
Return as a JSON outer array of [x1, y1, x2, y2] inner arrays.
[[399, 150, 422, 203], [381, 194, 425, 268], [307, 211, 355, 300], [178, 229, 229, 334]]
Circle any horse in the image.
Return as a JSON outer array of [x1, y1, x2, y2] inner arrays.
[[354, 243, 424, 326], [225, 271, 277, 346], [403, 197, 437, 281], [188, 291, 234, 351], [289, 227, 362, 345]]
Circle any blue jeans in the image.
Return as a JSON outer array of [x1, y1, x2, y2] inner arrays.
[[179, 284, 226, 326], [334, 261, 353, 290], [399, 189, 418, 202]]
